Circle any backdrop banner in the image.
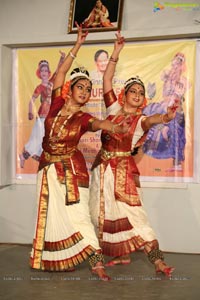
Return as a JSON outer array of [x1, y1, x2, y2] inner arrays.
[[15, 40, 196, 184]]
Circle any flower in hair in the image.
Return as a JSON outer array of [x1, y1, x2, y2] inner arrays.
[[79, 66, 88, 74], [62, 80, 71, 101], [118, 88, 125, 106], [118, 88, 147, 114]]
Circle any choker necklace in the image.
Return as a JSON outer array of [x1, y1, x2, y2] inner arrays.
[[62, 104, 80, 115], [121, 107, 136, 116]]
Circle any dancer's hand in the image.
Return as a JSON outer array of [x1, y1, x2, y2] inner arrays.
[[59, 50, 66, 62], [114, 31, 125, 52], [75, 22, 88, 44]]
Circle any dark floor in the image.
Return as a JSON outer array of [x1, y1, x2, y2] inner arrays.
[[0, 244, 199, 300]]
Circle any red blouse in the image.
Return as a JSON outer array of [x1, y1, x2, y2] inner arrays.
[[39, 87, 96, 205]]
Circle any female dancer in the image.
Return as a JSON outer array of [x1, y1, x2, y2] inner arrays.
[[89, 32, 176, 277], [29, 25, 126, 281]]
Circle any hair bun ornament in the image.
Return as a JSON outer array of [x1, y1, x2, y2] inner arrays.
[[70, 66, 90, 80]]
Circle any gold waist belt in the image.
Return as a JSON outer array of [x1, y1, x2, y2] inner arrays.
[[101, 148, 131, 160], [44, 151, 75, 162]]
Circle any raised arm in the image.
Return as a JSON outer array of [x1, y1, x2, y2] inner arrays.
[[49, 50, 66, 83], [53, 24, 88, 90], [103, 31, 125, 94]]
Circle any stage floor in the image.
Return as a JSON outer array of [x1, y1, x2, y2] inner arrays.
[[0, 244, 199, 300]]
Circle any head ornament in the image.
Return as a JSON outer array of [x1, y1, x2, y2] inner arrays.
[[124, 76, 145, 94], [70, 67, 90, 81]]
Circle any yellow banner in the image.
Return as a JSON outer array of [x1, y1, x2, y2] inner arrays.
[[15, 40, 196, 182]]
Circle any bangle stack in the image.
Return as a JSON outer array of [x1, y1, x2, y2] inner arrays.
[[109, 56, 118, 64], [69, 51, 76, 59]]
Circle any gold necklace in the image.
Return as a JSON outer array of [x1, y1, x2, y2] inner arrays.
[[49, 110, 72, 143], [110, 108, 133, 127], [62, 103, 80, 116], [121, 107, 137, 116]]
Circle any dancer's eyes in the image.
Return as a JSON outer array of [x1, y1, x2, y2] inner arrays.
[[77, 85, 91, 93], [129, 89, 145, 97]]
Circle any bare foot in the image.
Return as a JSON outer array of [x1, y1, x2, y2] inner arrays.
[[91, 262, 111, 281], [155, 259, 175, 277], [105, 255, 131, 267]]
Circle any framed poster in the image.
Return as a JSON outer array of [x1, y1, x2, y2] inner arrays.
[[68, 0, 124, 33]]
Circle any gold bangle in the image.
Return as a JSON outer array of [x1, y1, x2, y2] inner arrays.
[[69, 51, 76, 59]]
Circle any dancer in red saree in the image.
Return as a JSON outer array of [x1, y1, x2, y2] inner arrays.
[[29, 25, 127, 281], [89, 31, 176, 277]]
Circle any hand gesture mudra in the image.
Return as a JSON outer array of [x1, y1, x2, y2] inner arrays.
[[114, 31, 125, 51], [75, 22, 88, 44]]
